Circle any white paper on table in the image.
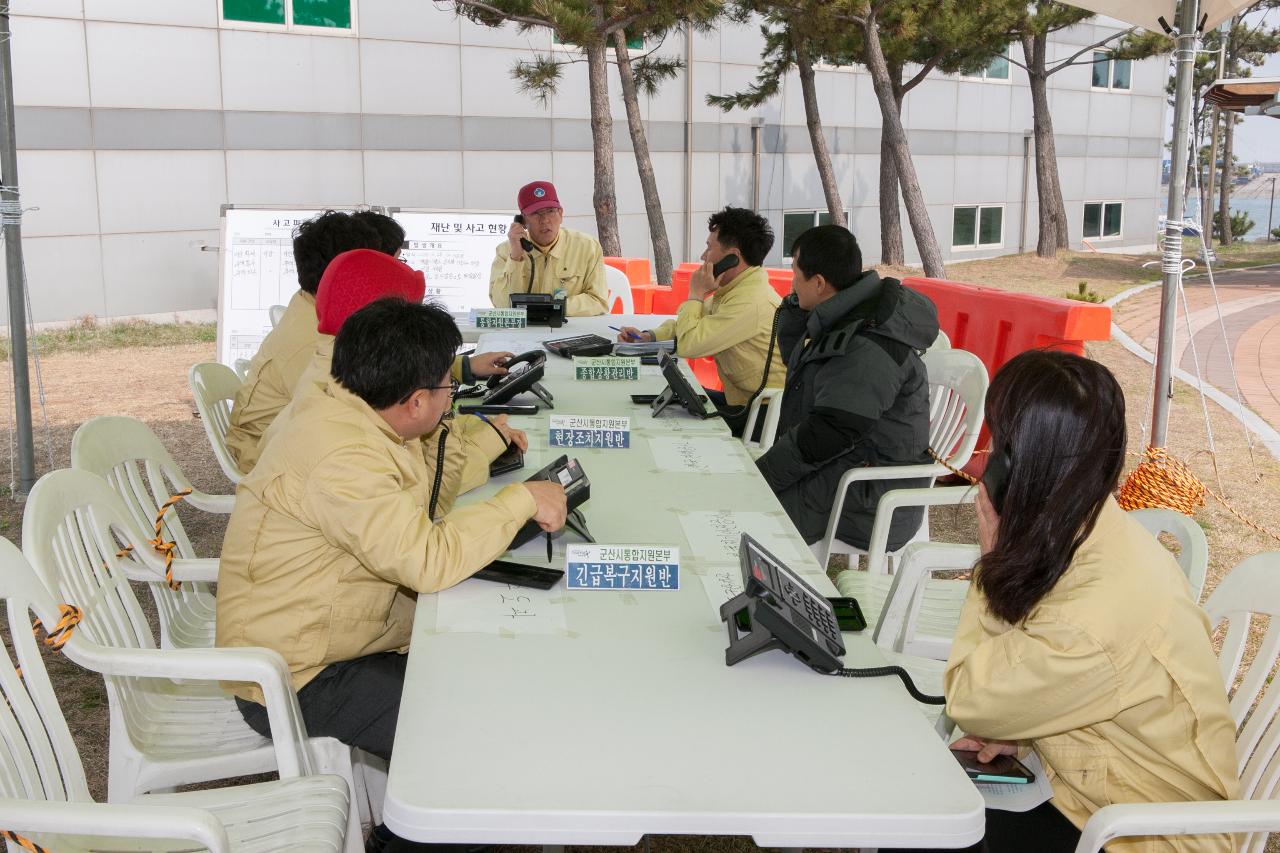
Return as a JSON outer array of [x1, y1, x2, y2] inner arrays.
[[975, 752, 1055, 813], [648, 436, 745, 474], [434, 577, 568, 636], [679, 510, 809, 565], [697, 565, 744, 623], [474, 335, 535, 355]]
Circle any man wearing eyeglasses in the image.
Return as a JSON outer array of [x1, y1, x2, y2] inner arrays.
[[217, 298, 568, 787], [489, 180, 610, 316]]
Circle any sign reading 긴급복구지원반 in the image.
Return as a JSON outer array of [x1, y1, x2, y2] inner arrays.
[[392, 210, 514, 316], [566, 544, 680, 590], [217, 206, 364, 367]]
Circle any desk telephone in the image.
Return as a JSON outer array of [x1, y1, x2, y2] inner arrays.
[[509, 454, 595, 549], [720, 534, 945, 704], [651, 350, 715, 419], [481, 350, 554, 409]]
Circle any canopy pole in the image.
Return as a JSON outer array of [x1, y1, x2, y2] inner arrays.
[[0, 5, 36, 496], [1151, 0, 1202, 448]]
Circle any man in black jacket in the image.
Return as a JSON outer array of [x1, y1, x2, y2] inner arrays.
[[757, 225, 939, 553]]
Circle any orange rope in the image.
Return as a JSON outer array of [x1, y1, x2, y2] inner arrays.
[[17, 603, 84, 679], [1, 830, 50, 853], [1119, 446, 1280, 543], [31, 604, 83, 652], [929, 447, 980, 486], [117, 489, 192, 591]]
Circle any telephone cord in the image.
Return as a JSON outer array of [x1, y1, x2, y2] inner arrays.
[[428, 425, 449, 520], [825, 664, 947, 705]]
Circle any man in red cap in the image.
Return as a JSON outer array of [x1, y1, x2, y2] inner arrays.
[[489, 179, 609, 316]]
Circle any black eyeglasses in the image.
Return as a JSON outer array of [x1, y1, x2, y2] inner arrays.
[[398, 377, 459, 405]]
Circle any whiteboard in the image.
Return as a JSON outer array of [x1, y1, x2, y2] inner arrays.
[[215, 206, 363, 367], [391, 209, 513, 315]]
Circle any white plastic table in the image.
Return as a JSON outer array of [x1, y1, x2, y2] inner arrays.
[[382, 316, 984, 849]]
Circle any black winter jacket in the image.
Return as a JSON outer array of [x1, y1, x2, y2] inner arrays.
[[756, 271, 939, 549]]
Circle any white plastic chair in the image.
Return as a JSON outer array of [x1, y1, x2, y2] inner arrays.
[[929, 329, 951, 351], [1075, 552, 1280, 852], [0, 536, 351, 853], [268, 304, 286, 328], [1129, 507, 1209, 601], [604, 264, 634, 314], [834, 486, 976, 659], [233, 358, 251, 381], [20, 469, 367, 848], [190, 361, 246, 485], [817, 347, 989, 570], [742, 386, 784, 457], [71, 415, 228, 650]]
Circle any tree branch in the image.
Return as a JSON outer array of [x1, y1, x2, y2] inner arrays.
[[445, 0, 553, 31], [902, 52, 944, 93], [1045, 27, 1136, 77]]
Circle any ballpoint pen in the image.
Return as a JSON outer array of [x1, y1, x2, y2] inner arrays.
[[546, 531, 553, 563], [608, 325, 642, 342]]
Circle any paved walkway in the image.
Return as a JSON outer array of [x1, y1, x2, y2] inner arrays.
[[1112, 264, 1280, 429]]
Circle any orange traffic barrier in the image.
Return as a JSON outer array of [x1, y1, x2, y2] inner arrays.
[[765, 267, 794, 299], [602, 257, 652, 287], [649, 262, 700, 315]]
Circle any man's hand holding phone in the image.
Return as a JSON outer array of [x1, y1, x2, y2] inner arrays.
[[523, 481, 568, 532], [508, 218, 531, 262], [469, 351, 513, 378]]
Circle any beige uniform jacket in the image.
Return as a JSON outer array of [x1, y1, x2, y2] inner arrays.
[[226, 289, 318, 474], [489, 227, 609, 317], [650, 266, 786, 406], [216, 377, 536, 703], [944, 498, 1239, 852]]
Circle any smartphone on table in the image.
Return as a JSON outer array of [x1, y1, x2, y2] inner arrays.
[[951, 749, 1036, 784]]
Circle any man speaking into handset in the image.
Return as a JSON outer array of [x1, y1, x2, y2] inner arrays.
[[489, 180, 609, 316], [616, 207, 786, 436]]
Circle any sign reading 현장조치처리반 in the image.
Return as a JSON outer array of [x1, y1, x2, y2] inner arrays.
[[574, 356, 641, 381], [566, 544, 681, 590], [393, 210, 514, 316], [550, 415, 631, 450]]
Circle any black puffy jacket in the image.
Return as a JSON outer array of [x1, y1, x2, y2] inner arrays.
[[756, 271, 939, 549]]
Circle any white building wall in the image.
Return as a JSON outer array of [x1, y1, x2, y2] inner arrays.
[[5, 2, 1167, 323]]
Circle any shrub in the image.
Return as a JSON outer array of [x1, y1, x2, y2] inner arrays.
[[1213, 209, 1256, 241], [1066, 281, 1102, 303]]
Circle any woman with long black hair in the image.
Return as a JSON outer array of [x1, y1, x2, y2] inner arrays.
[[927, 350, 1239, 853]]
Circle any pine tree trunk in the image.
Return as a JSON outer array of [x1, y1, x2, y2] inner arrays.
[[1024, 33, 1070, 257], [586, 38, 621, 256], [1218, 113, 1235, 246], [879, 64, 905, 266], [860, 14, 945, 278], [612, 30, 673, 284], [795, 43, 844, 226]]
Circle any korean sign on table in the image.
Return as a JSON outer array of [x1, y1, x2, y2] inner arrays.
[[574, 356, 640, 381], [566, 545, 681, 590], [549, 415, 631, 449]]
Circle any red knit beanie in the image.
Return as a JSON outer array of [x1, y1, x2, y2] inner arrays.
[[315, 249, 426, 335]]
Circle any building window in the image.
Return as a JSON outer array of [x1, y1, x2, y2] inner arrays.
[[555, 32, 644, 50], [1083, 201, 1123, 239], [222, 0, 353, 30], [960, 48, 1010, 81], [782, 210, 851, 259], [952, 205, 1003, 250], [1091, 51, 1132, 91]]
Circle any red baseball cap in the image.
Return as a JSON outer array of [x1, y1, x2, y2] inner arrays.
[[316, 249, 426, 336], [517, 180, 561, 217]]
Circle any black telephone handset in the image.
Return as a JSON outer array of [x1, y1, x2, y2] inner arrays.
[[509, 455, 592, 549], [711, 252, 740, 279], [513, 213, 535, 254], [720, 533, 846, 671], [651, 350, 713, 420], [982, 443, 1012, 514], [482, 350, 553, 408]]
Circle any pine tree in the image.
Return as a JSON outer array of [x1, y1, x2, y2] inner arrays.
[[443, 0, 722, 274]]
